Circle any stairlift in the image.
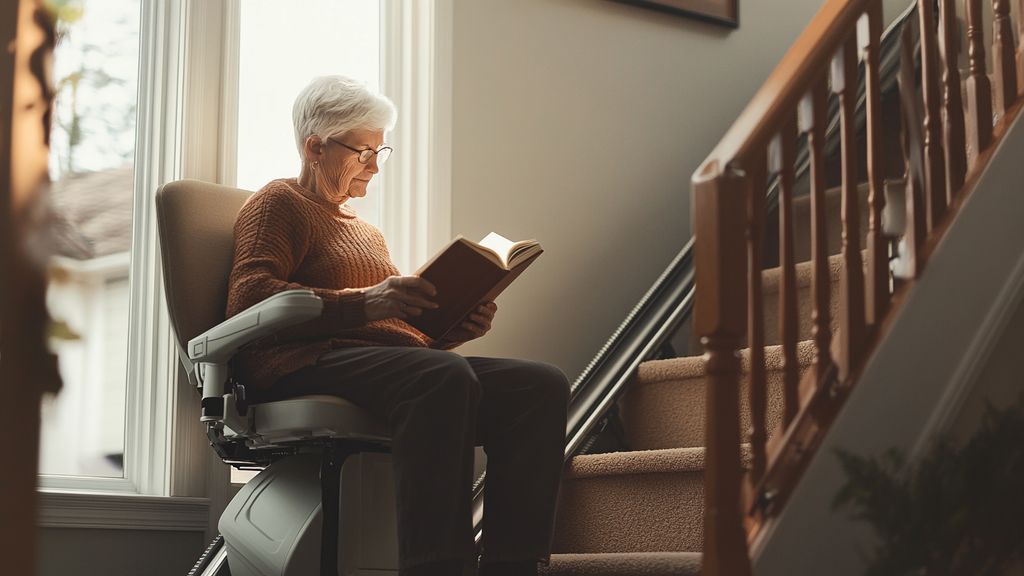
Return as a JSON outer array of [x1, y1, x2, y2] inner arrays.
[[156, 180, 404, 576]]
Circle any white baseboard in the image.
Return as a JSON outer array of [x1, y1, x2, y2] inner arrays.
[[38, 491, 209, 532]]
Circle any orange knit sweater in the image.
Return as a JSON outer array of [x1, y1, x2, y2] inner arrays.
[[225, 178, 443, 392]]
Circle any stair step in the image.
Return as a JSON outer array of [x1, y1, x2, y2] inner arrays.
[[761, 252, 843, 346], [620, 340, 815, 451], [791, 179, 906, 263], [791, 181, 871, 263], [540, 552, 702, 575], [552, 447, 713, 554]]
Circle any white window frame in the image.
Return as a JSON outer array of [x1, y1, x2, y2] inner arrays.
[[38, 0, 186, 498], [379, 0, 454, 272], [38, 0, 214, 533], [37, 0, 453, 535]]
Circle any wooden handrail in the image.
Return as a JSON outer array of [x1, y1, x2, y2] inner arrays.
[[694, 0, 873, 181], [694, 0, 1022, 574]]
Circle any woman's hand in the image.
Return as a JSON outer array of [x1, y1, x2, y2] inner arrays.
[[363, 275, 439, 321], [439, 301, 497, 344]]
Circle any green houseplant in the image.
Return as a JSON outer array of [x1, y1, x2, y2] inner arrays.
[[832, 397, 1024, 576]]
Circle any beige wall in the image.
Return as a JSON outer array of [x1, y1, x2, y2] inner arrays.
[[949, 288, 1024, 442], [450, 0, 911, 378], [39, 528, 204, 576]]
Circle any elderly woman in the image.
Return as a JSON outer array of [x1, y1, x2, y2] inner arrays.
[[225, 75, 569, 576]]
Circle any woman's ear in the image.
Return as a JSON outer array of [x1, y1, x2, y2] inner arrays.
[[303, 135, 324, 164]]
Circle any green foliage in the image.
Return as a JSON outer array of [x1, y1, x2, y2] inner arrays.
[[44, 0, 84, 27], [833, 397, 1024, 576], [44, 0, 84, 46]]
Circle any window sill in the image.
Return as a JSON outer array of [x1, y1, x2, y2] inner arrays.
[[38, 490, 209, 531]]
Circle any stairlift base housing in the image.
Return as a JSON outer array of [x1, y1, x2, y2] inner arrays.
[[220, 452, 400, 576]]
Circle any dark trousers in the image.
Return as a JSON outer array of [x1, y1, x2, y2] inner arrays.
[[275, 346, 570, 574]]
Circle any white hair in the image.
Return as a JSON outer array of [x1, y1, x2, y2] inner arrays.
[[291, 75, 397, 159]]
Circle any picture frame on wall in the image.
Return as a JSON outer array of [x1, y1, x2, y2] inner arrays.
[[615, 0, 738, 28]]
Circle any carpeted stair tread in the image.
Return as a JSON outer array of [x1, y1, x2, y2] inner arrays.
[[552, 447, 752, 554], [553, 447, 729, 554], [791, 181, 871, 262], [636, 339, 816, 384], [566, 446, 711, 479], [792, 179, 906, 262], [620, 341, 815, 450], [761, 252, 844, 345], [540, 552, 702, 575]]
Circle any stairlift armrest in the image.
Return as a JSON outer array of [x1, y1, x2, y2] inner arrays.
[[189, 290, 323, 422], [187, 289, 324, 364]]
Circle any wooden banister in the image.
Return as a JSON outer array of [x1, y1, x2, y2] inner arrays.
[[992, 0, 1018, 118], [1018, 0, 1024, 96], [834, 34, 866, 382], [966, 0, 994, 163], [694, 169, 752, 576], [746, 154, 768, 486], [940, 0, 967, 199], [774, 119, 799, 428], [899, 22, 928, 279], [694, 0, 876, 181], [801, 76, 833, 385], [863, 4, 889, 327], [920, 0, 948, 233], [694, 0, 1024, 573]]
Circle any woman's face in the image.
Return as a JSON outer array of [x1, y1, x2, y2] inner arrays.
[[317, 127, 385, 203]]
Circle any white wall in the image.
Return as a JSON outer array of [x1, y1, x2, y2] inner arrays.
[[450, 0, 912, 379]]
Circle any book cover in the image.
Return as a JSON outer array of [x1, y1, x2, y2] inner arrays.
[[406, 235, 542, 340]]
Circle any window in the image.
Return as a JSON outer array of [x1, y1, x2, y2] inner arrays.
[[38, 0, 451, 503], [229, 0, 387, 486], [39, 0, 184, 499], [234, 0, 383, 227], [41, 0, 141, 480]]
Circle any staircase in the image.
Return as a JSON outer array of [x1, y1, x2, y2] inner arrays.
[[542, 239, 846, 575], [531, 0, 1024, 572]]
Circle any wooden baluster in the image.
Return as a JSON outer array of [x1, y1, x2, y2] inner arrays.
[[694, 169, 752, 576], [966, 0, 994, 163], [992, 0, 1018, 117], [919, 0, 948, 233], [940, 0, 968, 198], [770, 123, 799, 428], [799, 77, 833, 385], [861, 6, 889, 327], [747, 153, 768, 484], [898, 22, 928, 279], [833, 36, 866, 382], [1018, 0, 1024, 96]]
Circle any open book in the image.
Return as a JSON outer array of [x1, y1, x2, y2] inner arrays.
[[405, 232, 543, 340]]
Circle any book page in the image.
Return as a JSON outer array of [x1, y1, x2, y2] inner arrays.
[[478, 232, 516, 268], [478, 232, 541, 269]]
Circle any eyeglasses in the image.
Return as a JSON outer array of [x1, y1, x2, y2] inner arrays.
[[326, 136, 392, 166]]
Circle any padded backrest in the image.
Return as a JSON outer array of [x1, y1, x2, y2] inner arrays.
[[155, 180, 252, 373]]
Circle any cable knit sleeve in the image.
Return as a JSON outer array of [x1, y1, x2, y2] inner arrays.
[[226, 187, 367, 332]]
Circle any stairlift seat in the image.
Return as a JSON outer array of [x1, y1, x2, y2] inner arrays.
[[244, 395, 391, 446]]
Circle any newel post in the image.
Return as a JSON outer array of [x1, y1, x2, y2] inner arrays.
[[694, 165, 751, 576], [1, 2, 62, 574]]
